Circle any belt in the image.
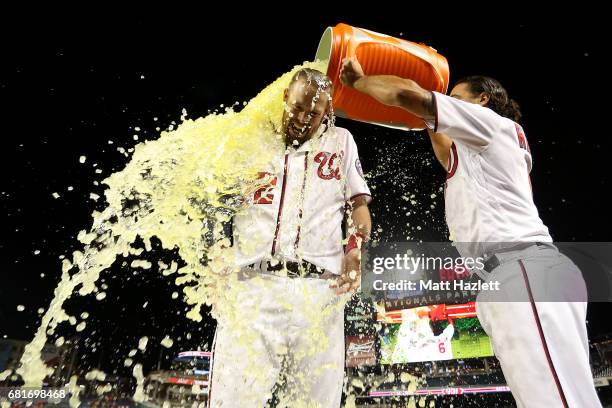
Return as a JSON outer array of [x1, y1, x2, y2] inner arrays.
[[247, 260, 330, 279], [483, 242, 547, 272]]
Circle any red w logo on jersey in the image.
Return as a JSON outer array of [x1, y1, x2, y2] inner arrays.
[[314, 151, 343, 180]]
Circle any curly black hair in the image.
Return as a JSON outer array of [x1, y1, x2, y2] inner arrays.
[[455, 76, 522, 123]]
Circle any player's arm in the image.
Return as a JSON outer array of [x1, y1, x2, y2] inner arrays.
[[341, 57, 495, 151], [340, 57, 450, 170], [340, 56, 435, 121], [349, 195, 372, 242], [332, 196, 371, 295], [427, 129, 452, 170], [341, 58, 451, 169], [204, 218, 235, 276]]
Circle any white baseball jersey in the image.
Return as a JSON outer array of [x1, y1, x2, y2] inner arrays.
[[429, 92, 552, 257], [427, 94, 602, 406], [233, 126, 371, 275]]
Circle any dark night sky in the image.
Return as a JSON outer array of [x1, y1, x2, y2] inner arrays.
[[0, 8, 609, 376]]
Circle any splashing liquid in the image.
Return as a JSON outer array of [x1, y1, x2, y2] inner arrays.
[[16, 61, 328, 392]]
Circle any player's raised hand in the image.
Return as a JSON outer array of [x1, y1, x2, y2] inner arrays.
[[340, 57, 365, 89], [331, 249, 361, 295]]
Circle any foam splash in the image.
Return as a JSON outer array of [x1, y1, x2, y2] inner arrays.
[[17, 61, 327, 391]]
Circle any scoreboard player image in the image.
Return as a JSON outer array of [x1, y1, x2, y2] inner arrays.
[[379, 303, 494, 364]]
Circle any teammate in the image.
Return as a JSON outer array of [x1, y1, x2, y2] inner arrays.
[[340, 57, 601, 407], [207, 68, 372, 407]]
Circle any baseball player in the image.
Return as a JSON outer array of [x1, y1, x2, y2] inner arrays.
[[340, 57, 601, 407], [207, 68, 372, 407]]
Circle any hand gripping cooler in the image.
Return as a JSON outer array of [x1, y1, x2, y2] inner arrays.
[[315, 23, 450, 130]]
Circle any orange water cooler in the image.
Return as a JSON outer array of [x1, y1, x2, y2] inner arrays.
[[315, 23, 450, 130]]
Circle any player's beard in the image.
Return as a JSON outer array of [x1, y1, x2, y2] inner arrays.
[[284, 121, 314, 147]]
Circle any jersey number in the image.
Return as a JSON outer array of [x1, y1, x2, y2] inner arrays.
[[253, 172, 277, 204], [515, 123, 531, 153]]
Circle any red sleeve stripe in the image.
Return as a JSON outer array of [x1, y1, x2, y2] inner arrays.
[[431, 91, 439, 133], [518, 260, 569, 408], [447, 143, 458, 179]]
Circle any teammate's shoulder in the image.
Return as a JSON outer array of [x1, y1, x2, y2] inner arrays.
[[501, 116, 527, 136]]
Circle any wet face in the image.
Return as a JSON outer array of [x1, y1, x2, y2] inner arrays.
[[281, 80, 330, 147], [450, 82, 490, 107]]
